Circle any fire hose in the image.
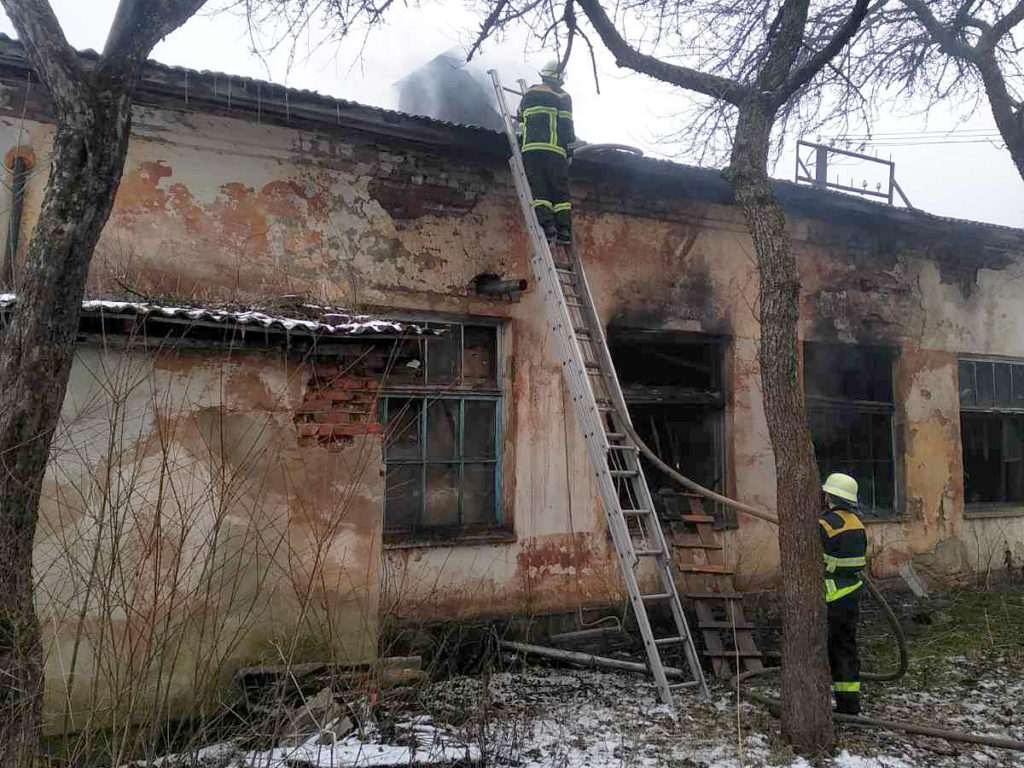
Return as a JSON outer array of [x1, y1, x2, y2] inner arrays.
[[618, 416, 1024, 752]]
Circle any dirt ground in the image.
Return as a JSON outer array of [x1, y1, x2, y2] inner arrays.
[[163, 582, 1024, 767]]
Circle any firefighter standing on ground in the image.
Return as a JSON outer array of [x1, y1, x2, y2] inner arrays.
[[819, 472, 867, 715], [519, 60, 575, 244]]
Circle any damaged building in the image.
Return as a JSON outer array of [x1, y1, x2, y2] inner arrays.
[[1, 34, 1024, 723]]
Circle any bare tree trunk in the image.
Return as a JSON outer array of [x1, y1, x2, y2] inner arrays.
[[0, 1, 207, 761], [977, 57, 1024, 185], [726, 101, 834, 754], [0, 76, 136, 767]]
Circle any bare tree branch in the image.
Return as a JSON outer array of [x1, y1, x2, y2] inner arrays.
[[104, 0, 210, 63], [775, 0, 871, 107], [0, 0, 85, 118], [575, 0, 751, 105]]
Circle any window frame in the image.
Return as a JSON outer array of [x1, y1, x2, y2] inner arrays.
[[380, 318, 507, 542], [959, 356, 1024, 518], [607, 330, 734, 530], [803, 343, 900, 521]]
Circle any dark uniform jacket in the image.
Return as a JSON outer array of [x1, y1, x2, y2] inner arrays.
[[819, 507, 867, 602], [518, 84, 575, 157]]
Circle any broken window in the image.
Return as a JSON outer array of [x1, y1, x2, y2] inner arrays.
[[959, 358, 1024, 507], [608, 330, 733, 529], [804, 343, 896, 519], [380, 322, 502, 538]]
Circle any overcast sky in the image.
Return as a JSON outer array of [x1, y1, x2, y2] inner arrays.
[[2, 0, 1021, 228]]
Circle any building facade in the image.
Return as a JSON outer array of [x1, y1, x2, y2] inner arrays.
[[0, 36, 1023, 722]]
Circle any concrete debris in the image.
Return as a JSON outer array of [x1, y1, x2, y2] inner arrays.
[[900, 562, 930, 598]]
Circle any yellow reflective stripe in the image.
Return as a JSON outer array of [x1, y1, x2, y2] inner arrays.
[[522, 105, 558, 117], [533, 199, 554, 209], [552, 202, 572, 212], [833, 681, 860, 693], [825, 579, 863, 602], [823, 554, 866, 571], [836, 511, 865, 531], [522, 142, 567, 156], [558, 110, 573, 119]]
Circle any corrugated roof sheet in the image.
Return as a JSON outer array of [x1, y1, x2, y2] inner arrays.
[[0, 294, 439, 337]]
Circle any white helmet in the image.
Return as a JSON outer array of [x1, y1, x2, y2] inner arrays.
[[822, 472, 858, 504], [539, 59, 566, 84]]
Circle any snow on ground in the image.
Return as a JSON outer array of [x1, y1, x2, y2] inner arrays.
[[147, 651, 1024, 767]]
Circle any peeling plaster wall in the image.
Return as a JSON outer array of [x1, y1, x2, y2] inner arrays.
[[36, 346, 381, 727], [3, 89, 1024, 645]]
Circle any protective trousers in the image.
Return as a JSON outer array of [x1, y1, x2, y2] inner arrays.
[[522, 150, 571, 239], [827, 591, 861, 715]]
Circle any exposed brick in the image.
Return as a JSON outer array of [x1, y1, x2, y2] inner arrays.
[[296, 423, 320, 437], [316, 423, 382, 438]]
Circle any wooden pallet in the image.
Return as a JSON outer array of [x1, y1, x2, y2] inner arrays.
[[667, 494, 764, 679]]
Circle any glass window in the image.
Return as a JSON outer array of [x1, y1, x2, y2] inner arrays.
[[381, 323, 502, 537], [805, 343, 897, 519], [960, 359, 1024, 508]]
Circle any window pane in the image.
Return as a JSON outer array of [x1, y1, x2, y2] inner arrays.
[[464, 400, 497, 459], [427, 326, 461, 385], [995, 363, 1013, 407], [463, 463, 497, 526], [424, 464, 459, 527], [385, 464, 422, 528], [464, 326, 497, 387], [382, 339, 425, 385], [963, 414, 1003, 504], [959, 361, 976, 407], [426, 399, 459, 459], [1013, 365, 1024, 408], [384, 399, 422, 461], [977, 362, 994, 407]]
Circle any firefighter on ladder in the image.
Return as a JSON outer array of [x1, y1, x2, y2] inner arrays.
[[820, 472, 867, 715], [518, 60, 575, 245]]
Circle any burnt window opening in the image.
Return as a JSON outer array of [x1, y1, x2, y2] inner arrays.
[[804, 342, 897, 519], [959, 359, 1024, 507], [380, 322, 503, 539], [608, 330, 733, 529]]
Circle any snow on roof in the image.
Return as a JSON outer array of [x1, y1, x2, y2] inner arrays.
[[0, 294, 440, 338]]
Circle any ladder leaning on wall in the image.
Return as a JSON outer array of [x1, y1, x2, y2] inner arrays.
[[488, 70, 710, 705]]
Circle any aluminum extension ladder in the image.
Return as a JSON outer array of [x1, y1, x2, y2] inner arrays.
[[488, 70, 710, 704]]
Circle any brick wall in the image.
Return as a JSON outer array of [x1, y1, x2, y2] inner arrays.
[[294, 365, 382, 448]]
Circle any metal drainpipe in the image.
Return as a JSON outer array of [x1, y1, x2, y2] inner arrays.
[[2, 154, 28, 289]]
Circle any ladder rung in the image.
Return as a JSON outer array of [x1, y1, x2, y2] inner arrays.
[[669, 681, 701, 689], [680, 514, 715, 524], [609, 469, 639, 478], [633, 548, 664, 557], [704, 649, 763, 658], [621, 508, 652, 516], [605, 432, 626, 440], [686, 592, 745, 601], [671, 542, 724, 550], [607, 443, 638, 451], [641, 592, 672, 602], [584, 362, 601, 371], [553, 262, 573, 270], [698, 621, 756, 630], [565, 299, 583, 308], [572, 326, 589, 334], [677, 564, 735, 575], [654, 635, 687, 646]]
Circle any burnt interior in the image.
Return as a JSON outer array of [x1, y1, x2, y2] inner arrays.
[[804, 342, 896, 518], [608, 329, 734, 528]]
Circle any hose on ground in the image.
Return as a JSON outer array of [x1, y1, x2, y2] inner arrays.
[[617, 415, 1024, 749], [616, 416, 907, 680]]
